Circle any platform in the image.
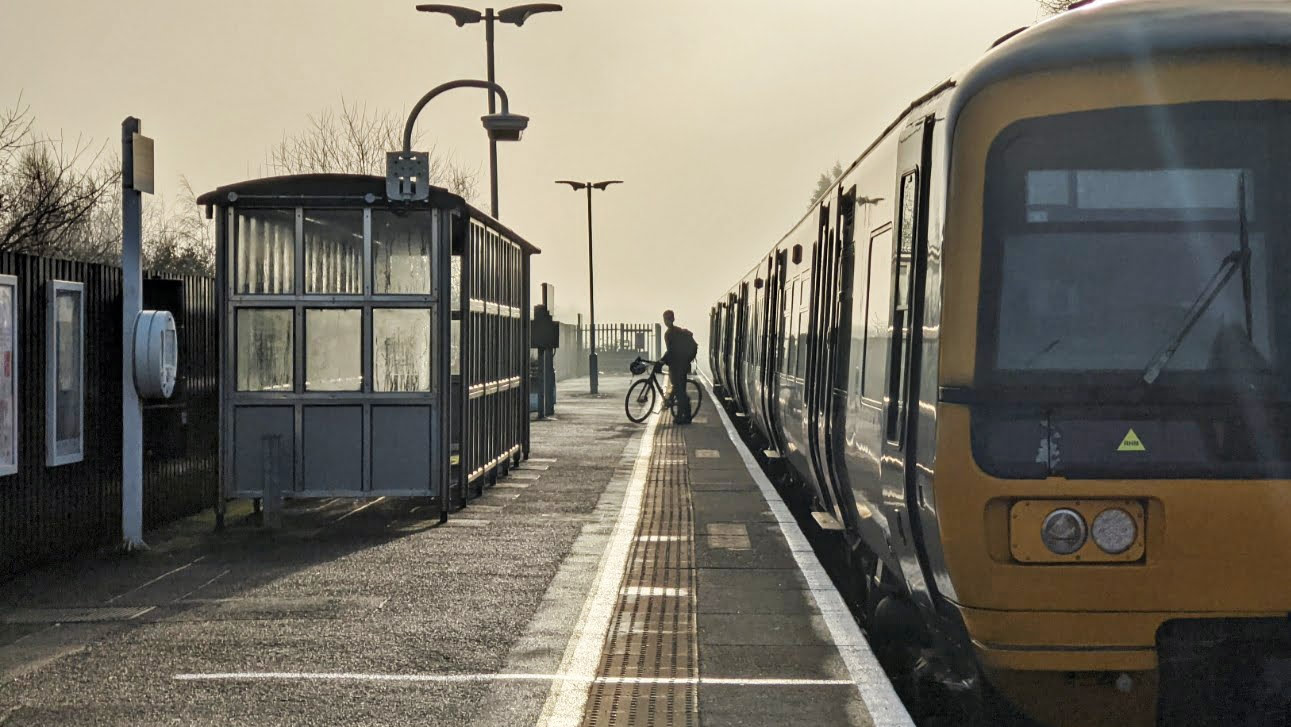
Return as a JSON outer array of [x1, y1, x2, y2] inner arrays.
[[0, 376, 910, 726]]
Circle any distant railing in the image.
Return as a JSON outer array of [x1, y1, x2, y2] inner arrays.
[[579, 323, 661, 359]]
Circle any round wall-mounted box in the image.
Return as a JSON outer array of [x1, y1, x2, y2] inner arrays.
[[133, 310, 177, 399]]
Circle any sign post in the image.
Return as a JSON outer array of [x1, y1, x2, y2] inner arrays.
[[121, 117, 153, 551]]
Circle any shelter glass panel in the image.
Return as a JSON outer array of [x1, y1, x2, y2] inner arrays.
[[304, 211, 363, 295], [373, 210, 434, 295], [374, 308, 432, 392], [451, 256, 462, 311], [237, 309, 294, 392], [451, 320, 460, 376], [305, 309, 362, 391], [237, 210, 295, 294]]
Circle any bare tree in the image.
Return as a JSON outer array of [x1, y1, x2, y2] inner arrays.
[[267, 97, 481, 203], [810, 161, 844, 210], [1037, 0, 1074, 14], [0, 97, 116, 259], [0, 95, 214, 276]]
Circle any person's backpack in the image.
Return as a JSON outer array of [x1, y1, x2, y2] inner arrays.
[[675, 327, 698, 364]]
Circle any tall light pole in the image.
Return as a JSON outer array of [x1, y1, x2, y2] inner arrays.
[[417, 3, 563, 219], [555, 180, 622, 395]]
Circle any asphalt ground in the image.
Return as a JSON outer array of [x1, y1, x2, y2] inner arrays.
[[0, 374, 911, 727], [0, 376, 640, 726]]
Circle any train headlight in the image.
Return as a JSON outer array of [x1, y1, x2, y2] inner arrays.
[[1092, 508, 1137, 554], [1040, 508, 1087, 555]]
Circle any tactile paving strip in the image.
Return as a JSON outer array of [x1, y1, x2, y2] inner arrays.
[[583, 411, 699, 727]]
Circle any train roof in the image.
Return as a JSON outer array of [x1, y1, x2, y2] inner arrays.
[[955, 0, 1291, 118], [197, 174, 540, 254], [725, 0, 1291, 300]]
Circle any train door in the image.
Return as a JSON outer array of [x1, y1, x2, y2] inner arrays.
[[821, 188, 859, 528], [878, 116, 938, 605], [805, 203, 840, 517], [755, 257, 776, 440], [709, 305, 721, 388], [733, 283, 749, 411], [761, 250, 789, 454]]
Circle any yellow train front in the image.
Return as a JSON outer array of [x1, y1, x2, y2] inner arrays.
[[709, 2, 1291, 725]]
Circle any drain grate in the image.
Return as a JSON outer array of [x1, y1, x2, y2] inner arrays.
[[583, 410, 699, 727]]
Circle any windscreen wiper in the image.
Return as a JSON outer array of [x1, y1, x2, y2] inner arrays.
[[1141, 173, 1252, 385]]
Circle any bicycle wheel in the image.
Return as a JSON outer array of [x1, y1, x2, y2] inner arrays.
[[686, 380, 703, 418], [625, 379, 656, 423]]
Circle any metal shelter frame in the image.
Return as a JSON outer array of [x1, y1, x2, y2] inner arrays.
[[198, 174, 539, 524]]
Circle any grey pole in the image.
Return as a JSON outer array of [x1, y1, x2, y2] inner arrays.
[[417, 3, 562, 219], [555, 179, 621, 394], [402, 79, 513, 153], [586, 184, 597, 395], [121, 117, 145, 551], [485, 8, 500, 218]]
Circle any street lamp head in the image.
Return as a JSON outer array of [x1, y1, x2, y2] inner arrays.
[[591, 180, 623, 190], [416, 4, 483, 25], [497, 3, 563, 25], [555, 180, 588, 191], [483, 112, 529, 142]]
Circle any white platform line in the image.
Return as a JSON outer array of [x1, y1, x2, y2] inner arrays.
[[701, 378, 916, 727], [173, 672, 852, 687], [105, 556, 206, 604], [334, 497, 386, 523], [534, 408, 661, 727]]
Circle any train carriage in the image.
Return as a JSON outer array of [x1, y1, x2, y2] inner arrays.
[[710, 2, 1291, 725]]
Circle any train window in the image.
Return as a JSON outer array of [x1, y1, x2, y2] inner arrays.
[[862, 228, 893, 399], [236, 210, 295, 295], [899, 173, 917, 254], [305, 309, 362, 391], [888, 171, 919, 442], [797, 309, 809, 376], [304, 211, 363, 294], [373, 210, 434, 295], [1025, 168, 1255, 224], [373, 308, 433, 392], [236, 308, 293, 392], [785, 280, 797, 375], [985, 103, 1286, 383]]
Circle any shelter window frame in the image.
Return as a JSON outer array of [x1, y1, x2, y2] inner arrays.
[[46, 280, 84, 467]]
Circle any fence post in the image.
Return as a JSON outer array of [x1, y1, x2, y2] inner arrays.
[[655, 323, 662, 359]]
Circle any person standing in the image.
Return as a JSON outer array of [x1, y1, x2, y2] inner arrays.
[[661, 310, 697, 424]]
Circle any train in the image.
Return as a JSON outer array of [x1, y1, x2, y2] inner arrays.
[[707, 2, 1291, 725]]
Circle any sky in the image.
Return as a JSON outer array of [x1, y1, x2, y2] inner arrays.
[[0, 0, 1045, 336]]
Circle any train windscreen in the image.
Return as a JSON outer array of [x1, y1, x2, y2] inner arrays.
[[979, 101, 1291, 401]]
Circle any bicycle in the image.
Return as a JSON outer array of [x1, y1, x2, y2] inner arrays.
[[625, 356, 703, 424]]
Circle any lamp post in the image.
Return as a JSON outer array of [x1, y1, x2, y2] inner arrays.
[[386, 78, 528, 204], [555, 180, 622, 395], [417, 3, 562, 219]]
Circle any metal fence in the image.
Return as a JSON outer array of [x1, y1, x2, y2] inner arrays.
[[0, 253, 216, 579], [578, 323, 661, 376], [580, 323, 661, 357]]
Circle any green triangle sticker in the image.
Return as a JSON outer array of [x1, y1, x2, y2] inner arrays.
[[1118, 428, 1146, 452]]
